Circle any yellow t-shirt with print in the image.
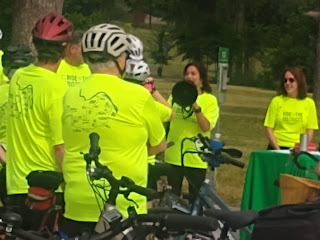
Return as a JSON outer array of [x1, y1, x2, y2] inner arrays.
[[57, 59, 91, 87], [165, 92, 219, 169], [147, 101, 171, 165], [0, 50, 9, 84], [6, 64, 67, 194], [0, 83, 9, 144], [62, 73, 165, 221], [264, 95, 318, 147]]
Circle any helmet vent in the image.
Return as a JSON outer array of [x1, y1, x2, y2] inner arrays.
[[115, 43, 124, 52], [98, 33, 106, 48]]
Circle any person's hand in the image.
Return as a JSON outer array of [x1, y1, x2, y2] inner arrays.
[[143, 77, 156, 94], [192, 103, 201, 113]]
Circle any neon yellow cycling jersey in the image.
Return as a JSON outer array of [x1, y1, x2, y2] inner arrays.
[[57, 59, 91, 87], [6, 64, 67, 194], [264, 95, 318, 147], [62, 73, 165, 221], [165, 92, 219, 169]]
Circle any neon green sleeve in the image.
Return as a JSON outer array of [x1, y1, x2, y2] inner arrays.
[[142, 95, 165, 147]]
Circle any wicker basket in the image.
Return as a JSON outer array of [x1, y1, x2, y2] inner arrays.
[[279, 174, 320, 204]]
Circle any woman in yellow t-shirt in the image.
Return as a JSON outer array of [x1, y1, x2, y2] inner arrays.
[[264, 67, 318, 150], [165, 62, 219, 202]]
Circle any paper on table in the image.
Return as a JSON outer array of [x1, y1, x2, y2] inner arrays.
[[270, 150, 290, 154], [270, 150, 320, 156]]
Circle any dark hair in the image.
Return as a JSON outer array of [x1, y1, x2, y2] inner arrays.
[[3, 44, 34, 78], [33, 37, 64, 63], [183, 62, 212, 93], [68, 30, 84, 45], [278, 67, 307, 99]]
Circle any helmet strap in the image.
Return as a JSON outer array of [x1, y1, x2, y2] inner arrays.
[[114, 57, 126, 77]]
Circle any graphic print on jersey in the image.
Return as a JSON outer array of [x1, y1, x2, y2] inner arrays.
[[65, 90, 118, 132]]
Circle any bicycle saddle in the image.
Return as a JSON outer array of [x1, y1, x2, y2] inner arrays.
[[2, 212, 23, 227], [26, 171, 64, 191]]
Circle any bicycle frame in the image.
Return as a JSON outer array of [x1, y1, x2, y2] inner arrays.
[[179, 135, 251, 240], [191, 179, 252, 239]]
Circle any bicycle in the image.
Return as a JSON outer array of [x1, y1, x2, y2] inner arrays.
[[0, 168, 64, 238], [202, 142, 320, 240], [0, 208, 219, 240], [70, 132, 220, 239], [151, 134, 249, 240], [0, 133, 219, 240]]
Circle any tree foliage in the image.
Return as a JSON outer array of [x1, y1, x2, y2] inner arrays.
[[148, 26, 173, 76], [1, 0, 320, 92], [63, 0, 129, 30], [151, 0, 319, 90], [0, 1, 13, 49]]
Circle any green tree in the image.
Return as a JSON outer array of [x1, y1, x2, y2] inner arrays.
[[63, 0, 129, 30], [149, 27, 172, 77], [0, 1, 13, 49]]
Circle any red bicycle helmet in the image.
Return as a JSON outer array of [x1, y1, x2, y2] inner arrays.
[[32, 13, 72, 41]]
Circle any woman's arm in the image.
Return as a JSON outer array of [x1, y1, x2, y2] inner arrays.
[[265, 127, 280, 150], [306, 129, 314, 143], [192, 102, 210, 132]]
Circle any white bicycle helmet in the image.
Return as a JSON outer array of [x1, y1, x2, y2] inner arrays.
[[0, 29, 2, 40], [128, 34, 143, 60], [125, 59, 150, 81], [82, 23, 132, 58]]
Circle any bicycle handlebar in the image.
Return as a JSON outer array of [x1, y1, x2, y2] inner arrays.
[[181, 134, 245, 169], [85, 132, 159, 204], [216, 153, 245, 168]]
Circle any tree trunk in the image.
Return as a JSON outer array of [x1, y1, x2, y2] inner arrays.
[[157, 66, 163, 77], [11, 0, 64, 49], [235, 0, 245, 75], [148, 0, 152, 28]]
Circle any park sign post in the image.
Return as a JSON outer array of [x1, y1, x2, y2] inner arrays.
[[215, 47, 229, 135], [217, 47, 229, 97]]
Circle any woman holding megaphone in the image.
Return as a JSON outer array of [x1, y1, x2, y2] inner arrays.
[[165, 62, 219, 203]]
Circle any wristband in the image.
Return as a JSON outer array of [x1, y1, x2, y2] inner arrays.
[[194, 107, 202, 113], [151, 87, 156, 94]]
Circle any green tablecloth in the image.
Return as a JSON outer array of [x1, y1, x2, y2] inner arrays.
[[240, 150, 319, 240]]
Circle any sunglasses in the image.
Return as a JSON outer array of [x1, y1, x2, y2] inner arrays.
[[284, 78, 295, 83]]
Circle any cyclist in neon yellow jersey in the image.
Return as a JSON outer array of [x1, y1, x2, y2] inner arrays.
[[5, 14, 72, 230], [0, 28, 8, 164], [57, 30, 91, 87], [0, 44, 34, 164], [264, 67, 318, 149], [60, 24, 166, 237], [0, 79, 7, 164], [124, 59, 174, 196], [165, 62, 219, 203]]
